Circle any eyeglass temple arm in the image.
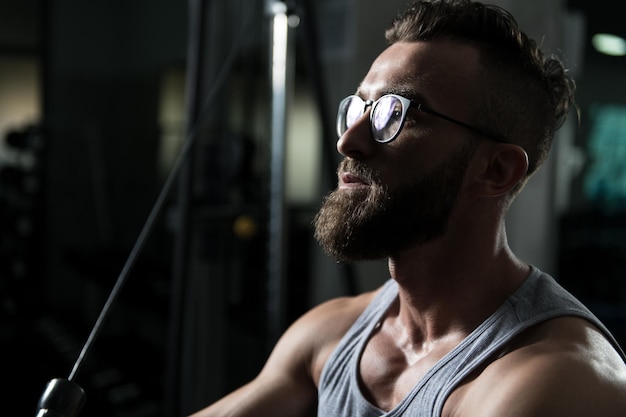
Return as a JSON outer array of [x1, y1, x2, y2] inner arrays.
[[414, 102, 507, 143]]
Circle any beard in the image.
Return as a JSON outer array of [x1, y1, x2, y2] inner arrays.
[[313, 144, 475, 262]]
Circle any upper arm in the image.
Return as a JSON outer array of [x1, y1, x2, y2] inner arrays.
[[187, 370, 317, 417], [458, 335, 626, 417], [187, 318, 319, 417], [188, 293, 374, 417], [481, 359, 626, 417]]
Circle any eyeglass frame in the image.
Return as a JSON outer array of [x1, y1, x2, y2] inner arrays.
[[336, 93, 507, 144]]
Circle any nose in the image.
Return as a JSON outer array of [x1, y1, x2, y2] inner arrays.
[[336, 112, 377, 159]]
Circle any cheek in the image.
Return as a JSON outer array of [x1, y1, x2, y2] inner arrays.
[[381, 141, 447, 185], [378, 156, 424, 191]]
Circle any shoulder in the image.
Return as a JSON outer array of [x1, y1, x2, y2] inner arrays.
[[453, 316, 626, 417], [188, 289, 383, 417], [265, 287, 381, 384]]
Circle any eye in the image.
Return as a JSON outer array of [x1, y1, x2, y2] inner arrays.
[[389, 109, 403, 121]]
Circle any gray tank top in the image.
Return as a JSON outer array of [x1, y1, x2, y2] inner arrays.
[[317, 266, 626, 416]]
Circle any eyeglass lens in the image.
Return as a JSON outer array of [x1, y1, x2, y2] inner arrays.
[[374, 96, 403, 141], [337, 95, 407, 143], [345, 97, 363, 131]]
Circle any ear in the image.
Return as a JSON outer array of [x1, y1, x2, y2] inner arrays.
[[470, 144, 529, 197]]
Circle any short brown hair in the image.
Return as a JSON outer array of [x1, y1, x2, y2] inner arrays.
[[386, 0, 576, 179]]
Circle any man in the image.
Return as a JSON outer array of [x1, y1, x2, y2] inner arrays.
[[190, 1, 626, 416]]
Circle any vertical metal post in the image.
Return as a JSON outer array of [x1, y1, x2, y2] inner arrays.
[[266, 0, 296, 345], [166, 0, 205, 415]]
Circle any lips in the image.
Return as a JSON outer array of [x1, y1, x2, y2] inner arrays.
[[337, 159, 378, 189], [339, 172, 370, 188]]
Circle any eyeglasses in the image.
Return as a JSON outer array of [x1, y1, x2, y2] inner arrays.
[[336, 94, 506, 144]]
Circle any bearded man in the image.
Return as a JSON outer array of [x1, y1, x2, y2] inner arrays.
[[191, 1, 626, 416]]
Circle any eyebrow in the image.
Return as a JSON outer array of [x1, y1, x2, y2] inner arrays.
[[356, 78, 432, 105]]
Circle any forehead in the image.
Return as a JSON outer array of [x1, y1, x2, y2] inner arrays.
[[357, 40, 482, 106]]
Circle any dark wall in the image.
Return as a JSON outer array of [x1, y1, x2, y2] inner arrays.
[[43, 0, 187, 305], [4, 1, 187, 415]]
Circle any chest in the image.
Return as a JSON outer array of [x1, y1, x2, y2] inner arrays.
[[358, 330, 463, 413]]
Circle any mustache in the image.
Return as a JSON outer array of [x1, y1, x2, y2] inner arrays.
[[338, 159, 381, 185]]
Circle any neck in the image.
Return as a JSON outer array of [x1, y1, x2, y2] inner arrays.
[[386, 220, 530, 344]]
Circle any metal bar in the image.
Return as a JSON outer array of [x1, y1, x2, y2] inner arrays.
[[166, 0, 205, 414], [266, 0, 295, 345]]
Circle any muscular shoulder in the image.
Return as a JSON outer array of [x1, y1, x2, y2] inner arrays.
[[264, 288, 379, 385], [452, 317, 626, 417], [189, 290, 380, 417]]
